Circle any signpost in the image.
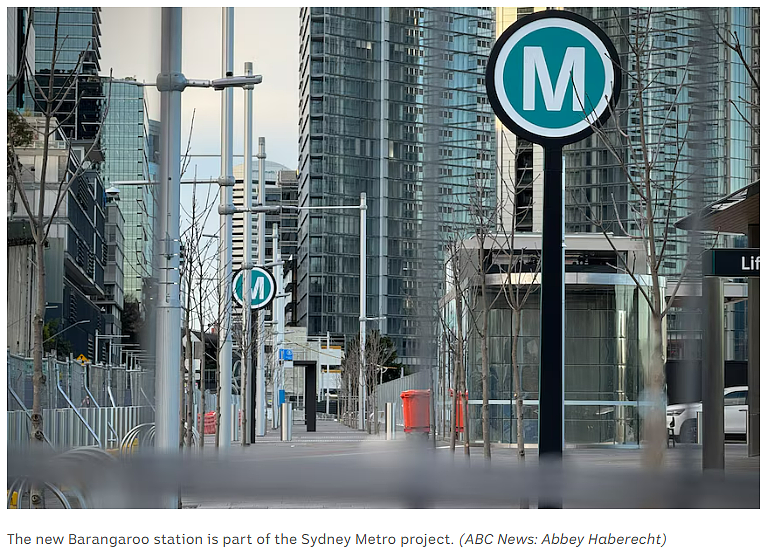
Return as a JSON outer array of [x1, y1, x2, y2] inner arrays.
[[232, 267, 276, 310], [486, 10, 621, 470]]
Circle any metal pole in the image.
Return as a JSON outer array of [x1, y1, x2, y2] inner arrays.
[[256, 137, 267, 436], [95, 330, 99, 365], [385, 402, 395, 440], [702, 276, 724, 470], [538, 144, 564, 508], [155, 6, 182, 509], [273, 248, 284, 430], [271, 223, 279, 427], [748, 225, 759, 457], [358, 192, 367, 431], [217, 6, 234, 450], [326, 331, 330, 415], [241, 60, 254, 446]]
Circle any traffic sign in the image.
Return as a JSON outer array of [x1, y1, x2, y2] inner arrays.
[[703, 249, 760, 277], [76, 354, 89, 364], [486, 10, 621, 145], [233, 267, 276, 310], [279, 348, 293, 361]]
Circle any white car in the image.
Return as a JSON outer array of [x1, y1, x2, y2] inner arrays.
[[666, 386, 748, 443]]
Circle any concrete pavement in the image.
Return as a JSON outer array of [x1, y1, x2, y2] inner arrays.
[[181, 418, 759, 509]]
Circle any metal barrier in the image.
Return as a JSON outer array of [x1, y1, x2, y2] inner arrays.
[[7, 406, 153, 451], [281, 403, 293, 441], [385, 402, 396, 440]]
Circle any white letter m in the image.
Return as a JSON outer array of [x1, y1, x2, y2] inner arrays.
[[523, 46, 585, 112]]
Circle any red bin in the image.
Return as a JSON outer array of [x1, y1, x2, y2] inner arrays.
[[400, 389, 431, 434], [449, 389, 468, 433]]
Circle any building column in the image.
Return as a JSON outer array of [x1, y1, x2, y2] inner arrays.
[[702, 276, 724, 470], [748, 224, 759, 457]]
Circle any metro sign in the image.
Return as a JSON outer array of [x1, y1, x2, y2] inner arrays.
[[486, 10, 621, 145], [232, 267, 276, 310]]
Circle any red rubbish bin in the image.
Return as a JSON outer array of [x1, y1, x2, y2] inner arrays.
[[400, 389, 431, 434], [449, 389, 468, 433]]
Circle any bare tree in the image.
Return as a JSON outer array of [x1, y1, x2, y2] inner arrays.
[[178, 171, 217, 448], [570, 8, 735, 467], [7, 8, 113, 507], [442, 240, 470, 457]]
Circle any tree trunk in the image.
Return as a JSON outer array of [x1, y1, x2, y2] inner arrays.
[[511, 309, 524, 460], [455, 290, 469, 457], [480, 286, 491, 462], [241, 311, 248, 446], [30, 239, 46, 508], [643, 309, 666, 469], [199, 326, 205, 449], [511, 308, 529, 508], [184, 284, 194, 447]]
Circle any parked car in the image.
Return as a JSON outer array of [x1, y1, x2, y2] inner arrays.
[[666, 386, 748, 443]]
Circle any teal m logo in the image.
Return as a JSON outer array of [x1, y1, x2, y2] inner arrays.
[[486, 12, 620, 143]]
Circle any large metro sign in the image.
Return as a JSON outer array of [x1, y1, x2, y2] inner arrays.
[[485, 10, 622, 473], [486, 10, 621, 145]]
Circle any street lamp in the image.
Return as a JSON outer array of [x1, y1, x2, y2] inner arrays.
[[43, 319, 90, 345]]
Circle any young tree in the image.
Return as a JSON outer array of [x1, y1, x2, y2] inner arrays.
[[7, 9, 112, 507], [571, 8, 738, 467]]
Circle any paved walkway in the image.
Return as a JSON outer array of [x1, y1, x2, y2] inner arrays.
[[182, 419, 758, 509]]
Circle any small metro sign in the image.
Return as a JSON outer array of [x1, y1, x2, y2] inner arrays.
[[232, 267, 276, 310]]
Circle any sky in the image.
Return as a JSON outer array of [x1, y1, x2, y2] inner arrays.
[[100, 7, 300, 181]]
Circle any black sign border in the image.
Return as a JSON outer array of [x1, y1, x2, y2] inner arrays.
[[486, 9, 622, 147]]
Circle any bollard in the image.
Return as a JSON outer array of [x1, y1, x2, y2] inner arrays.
[[385, 402, 395, 440], [281, 402, 292, 441]]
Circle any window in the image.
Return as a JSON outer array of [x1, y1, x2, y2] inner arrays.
[[724, 390, 747, 406]]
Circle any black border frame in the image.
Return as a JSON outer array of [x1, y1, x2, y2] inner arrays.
[[486, 9, 622, 147]]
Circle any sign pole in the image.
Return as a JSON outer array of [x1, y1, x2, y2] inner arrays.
[[538, 145, 564, 509], [485, 9, 621, 509], [539, 145, 564, 458]]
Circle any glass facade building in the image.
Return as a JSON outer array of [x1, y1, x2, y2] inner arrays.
[[298, 7, 496, 368], [563, 7, 759, 276], [33, 7, 101, 74], [99, 80, 158, 304], [441, 235, 656, 446]]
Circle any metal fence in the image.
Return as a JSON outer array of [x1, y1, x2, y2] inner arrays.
[[7, 352, 154, 451], [8, 406, 153, 451]]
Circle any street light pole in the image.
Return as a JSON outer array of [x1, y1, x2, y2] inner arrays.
[[217, 6, 234, 450], [241, 60, 254, 446], [155, 8, 182, 509], [358, 192, 367, 431], [271, 224, 280, 429], [256, 137, 267, 437]]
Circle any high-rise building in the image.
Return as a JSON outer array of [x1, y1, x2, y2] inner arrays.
[[96, 198, 125, 363], [32, 8, 103, 144], [10, 116, 107, 360], [7, 7, 35, 110], [297, 7, 496, 367], [99, 80, 159, 305], [563, 7, 759, 276], [33, 7, 101, 74], [230, 163, 298, 328], [495, 7, 551, 234]]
